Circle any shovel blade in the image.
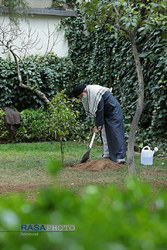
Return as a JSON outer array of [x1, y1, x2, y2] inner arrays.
[[81, 150, 90, 163]]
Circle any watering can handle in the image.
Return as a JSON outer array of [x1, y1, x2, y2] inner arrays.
[[143, 146, 150, 150]]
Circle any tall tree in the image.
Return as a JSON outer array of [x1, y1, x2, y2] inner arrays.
[[81, 0, 167, 174]]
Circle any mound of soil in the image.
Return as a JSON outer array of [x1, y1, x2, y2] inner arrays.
[[72, 158, 126, 172]]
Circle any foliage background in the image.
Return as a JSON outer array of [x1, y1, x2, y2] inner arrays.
[[0, 13, 166, 153]]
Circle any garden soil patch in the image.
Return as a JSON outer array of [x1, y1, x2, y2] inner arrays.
[[72, 158, 127, 172]]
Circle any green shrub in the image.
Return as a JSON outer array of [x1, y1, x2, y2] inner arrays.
[[0, 109, 9, 141], [15, 108, 51, 142], [0, 176, 167, 249]]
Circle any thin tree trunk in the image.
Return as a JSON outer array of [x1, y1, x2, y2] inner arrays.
[[60, 139, 64, 165], [128, 32, 144, 175]]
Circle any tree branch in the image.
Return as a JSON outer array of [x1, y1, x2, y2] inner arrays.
[[9, 48, 52, 107], [134, 4, 146, 33], [113, 6, 129, 35]]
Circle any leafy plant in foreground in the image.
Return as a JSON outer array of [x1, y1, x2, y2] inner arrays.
[[0, 174, 167, 249]]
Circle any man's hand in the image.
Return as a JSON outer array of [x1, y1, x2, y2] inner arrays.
[[93, 126, 99, 135]]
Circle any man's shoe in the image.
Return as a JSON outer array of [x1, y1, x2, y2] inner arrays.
[[117, 159, 126, 164], [102, 154, 110, 159]]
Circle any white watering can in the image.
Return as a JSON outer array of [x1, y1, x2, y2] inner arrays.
[[141, 146, 158, 165]]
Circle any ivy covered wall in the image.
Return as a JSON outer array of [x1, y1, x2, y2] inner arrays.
[[61, 14, 167, 148]]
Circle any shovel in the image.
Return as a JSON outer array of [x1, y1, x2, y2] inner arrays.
[[81, 132, 96, 163]]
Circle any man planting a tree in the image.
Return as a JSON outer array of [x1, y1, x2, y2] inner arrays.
[[71, 82, 126, 163]]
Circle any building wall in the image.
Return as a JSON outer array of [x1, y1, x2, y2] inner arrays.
[[0, 0, 53, 8], [25, 0, 53, 8], [0, 0, 77, 60], [0, 13, 69, 60]]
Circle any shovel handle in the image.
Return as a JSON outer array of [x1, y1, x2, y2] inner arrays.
[[89, 132, 96, 149]]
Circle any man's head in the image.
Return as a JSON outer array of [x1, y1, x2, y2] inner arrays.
[[71, 82, 87, 98]]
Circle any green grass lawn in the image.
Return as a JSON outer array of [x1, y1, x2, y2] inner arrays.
[[0, 141, 166, 199]]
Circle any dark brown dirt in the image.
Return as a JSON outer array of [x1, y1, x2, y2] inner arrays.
[[72, 158, 127, 172]]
